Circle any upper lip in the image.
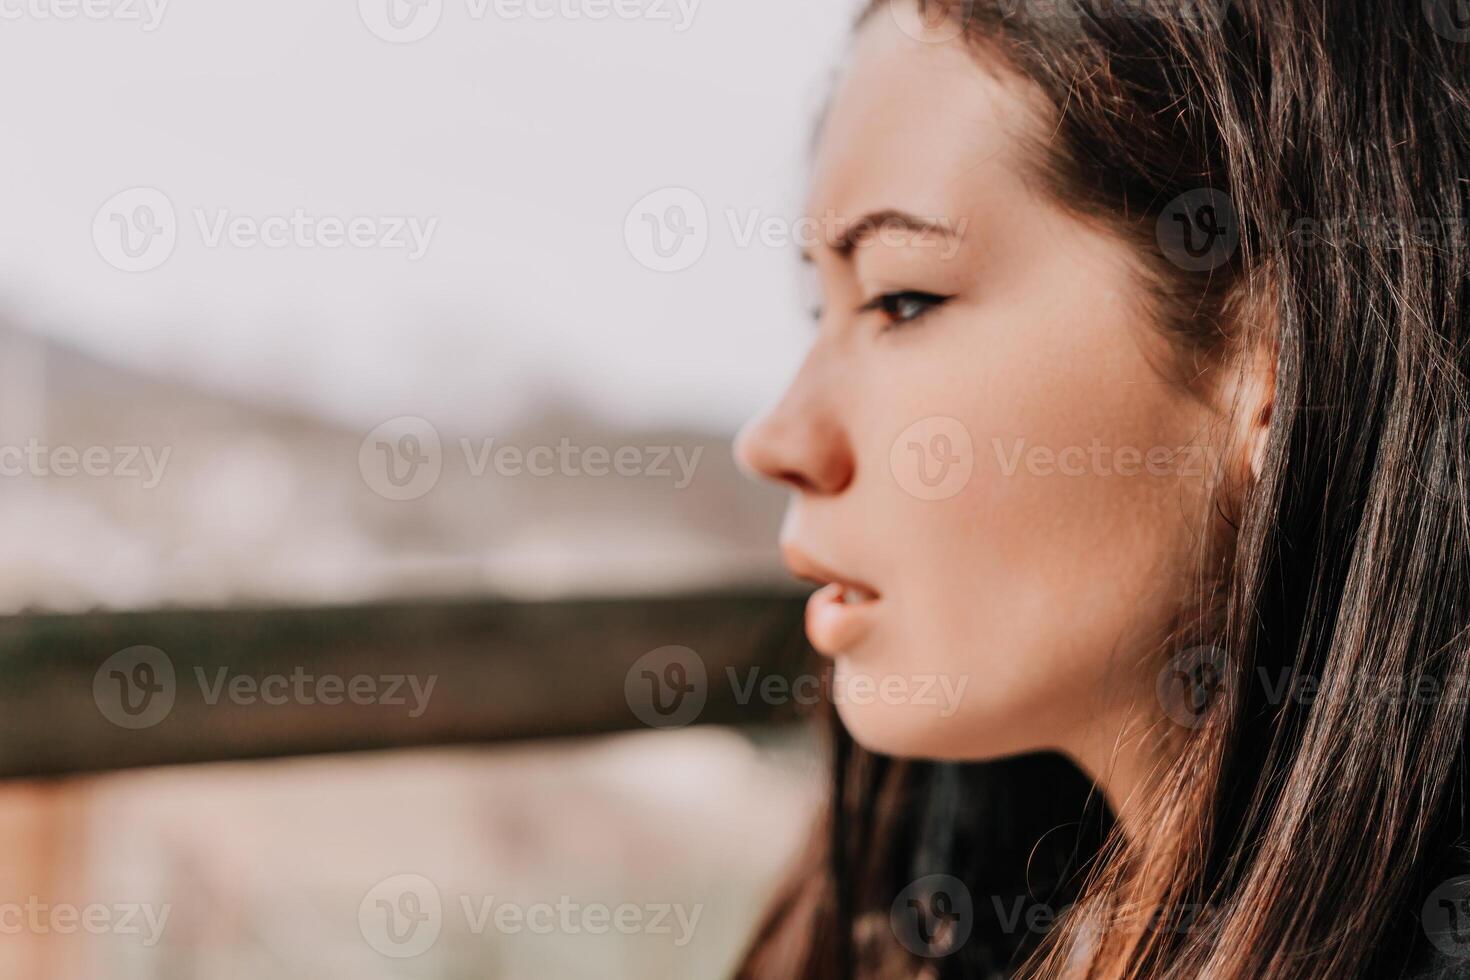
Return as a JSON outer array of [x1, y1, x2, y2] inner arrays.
[[780, 542, 881, 598]]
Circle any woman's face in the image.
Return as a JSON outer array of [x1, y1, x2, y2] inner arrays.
[[736, 12, 1225, 774]]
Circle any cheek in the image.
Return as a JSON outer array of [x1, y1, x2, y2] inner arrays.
[[841, 295, 1215, 758]]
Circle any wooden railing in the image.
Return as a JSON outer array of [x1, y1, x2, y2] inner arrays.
[[0, 592, 813, 778]]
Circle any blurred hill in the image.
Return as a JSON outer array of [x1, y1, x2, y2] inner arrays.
[[0, 327, 791, 613]]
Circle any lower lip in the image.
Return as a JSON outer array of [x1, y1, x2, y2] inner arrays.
[[805, 583, 881, 656]]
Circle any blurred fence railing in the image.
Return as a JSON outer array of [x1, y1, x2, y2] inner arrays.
[[0, 593, 812, 778]]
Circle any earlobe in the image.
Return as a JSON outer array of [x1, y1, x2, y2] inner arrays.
[[1238, 340, 1276, 485], [1215, 333, 1276, 491], [1249, 395, 1272, 482]]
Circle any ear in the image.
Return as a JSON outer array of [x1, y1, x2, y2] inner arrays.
[[1232, 338, 1276, 484]]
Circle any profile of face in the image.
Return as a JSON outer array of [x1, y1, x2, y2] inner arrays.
[[736, 11, 1241, 778]]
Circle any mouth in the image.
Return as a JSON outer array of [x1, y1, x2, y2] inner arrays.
[[781, 544, 882, 656]]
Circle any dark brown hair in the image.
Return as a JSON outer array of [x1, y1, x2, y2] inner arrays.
[[740, 0, 1470, 976]]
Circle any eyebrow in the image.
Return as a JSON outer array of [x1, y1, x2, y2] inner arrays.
[[801, 209, 962, 262]]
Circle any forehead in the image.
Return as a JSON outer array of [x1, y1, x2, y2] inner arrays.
[[808, 14, 1049, 225]]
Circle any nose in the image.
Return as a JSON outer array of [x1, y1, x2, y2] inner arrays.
[[734, 357, 855, 496]]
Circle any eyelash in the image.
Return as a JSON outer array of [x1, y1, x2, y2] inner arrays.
[[858, 290, 952, 331], [807, 291, 953, 331]]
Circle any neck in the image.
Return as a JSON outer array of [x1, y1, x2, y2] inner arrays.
[[1059, 701, 1166, 838]]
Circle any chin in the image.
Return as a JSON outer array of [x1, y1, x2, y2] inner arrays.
[[834, 700, 941, 757], [828, 661, 1045, 762], [829, 680, 980, 760]]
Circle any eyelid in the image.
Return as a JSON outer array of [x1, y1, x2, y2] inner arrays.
[[856, 290, 953, 330], [855, 289, 949, 310]]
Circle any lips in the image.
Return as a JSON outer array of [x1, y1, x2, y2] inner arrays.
[[805, 581, 883, 655], [781, 544, 882, 656]]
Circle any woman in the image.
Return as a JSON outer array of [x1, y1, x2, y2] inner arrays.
[[733, 0, 1470, 976]]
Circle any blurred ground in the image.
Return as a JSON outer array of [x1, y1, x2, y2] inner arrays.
[[0, 727, 821, 979]]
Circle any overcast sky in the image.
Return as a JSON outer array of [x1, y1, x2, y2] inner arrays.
[[0, 0, 856, 434]]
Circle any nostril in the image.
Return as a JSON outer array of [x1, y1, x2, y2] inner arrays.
[[806, 445, 855, 496], [774, 467, 822, 495]]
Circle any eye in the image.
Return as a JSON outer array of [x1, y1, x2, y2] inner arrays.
[[859, 290, 951, 330]]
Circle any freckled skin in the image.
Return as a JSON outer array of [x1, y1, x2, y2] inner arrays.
[[736, 15, 1230, 799]]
